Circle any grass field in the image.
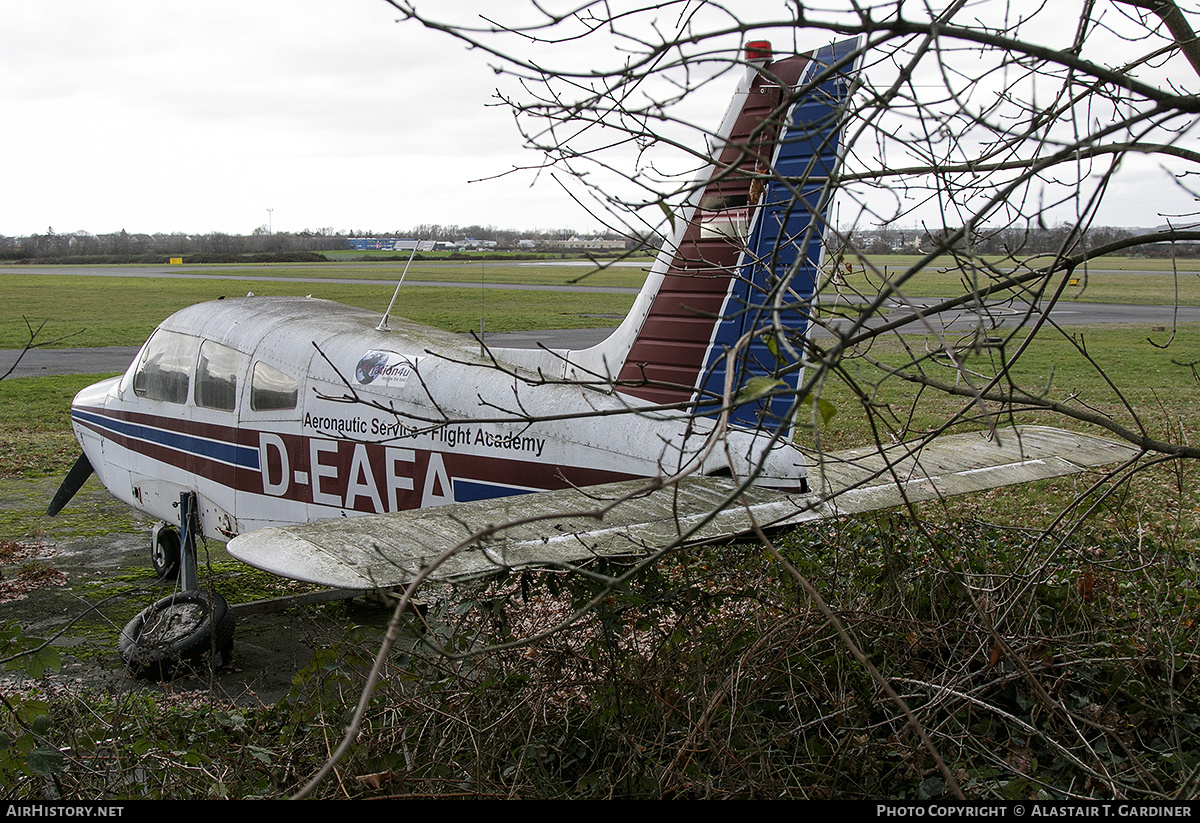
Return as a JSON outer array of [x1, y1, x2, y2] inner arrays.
[[2, 257, 1198, 480], [182, 259, 655, 286], [810, 322, 1200, 448], [4, 254, 1196, 350], [850, 252, 1200, 273], [0, 272, 638, 349], [320, 248, 657, 263], [4, 318, 1198, 526], [840, 253, 1200, 305], [3, 258, 1200, 799]]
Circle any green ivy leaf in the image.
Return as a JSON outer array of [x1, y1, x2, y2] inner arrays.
[[813, 396, 837, 424], [31, 714, 50, 735], [918, 776, 946, 799], [24, 647, 60, 679], [27, 748, 63, 776], [735, 376, 784, 404], [763, 332, 781, 364], [657, 201, 675, 232], [799, 393, 837, 424]]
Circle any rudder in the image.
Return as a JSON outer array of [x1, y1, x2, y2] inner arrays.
[[615, 39, 860, 436]]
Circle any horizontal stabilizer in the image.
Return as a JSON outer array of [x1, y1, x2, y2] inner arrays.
[[226, 426, 1137, 590]]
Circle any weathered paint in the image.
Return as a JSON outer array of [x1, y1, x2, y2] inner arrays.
[[70, 297, 806, 542], [65, 41, 868, 546], [227, 427, 1139, 590]]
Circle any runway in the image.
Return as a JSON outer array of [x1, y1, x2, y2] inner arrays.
[[4, 296, 1198, 379]]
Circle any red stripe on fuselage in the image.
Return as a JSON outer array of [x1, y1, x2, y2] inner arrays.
[[75, 407, 637, 515], [73, 406, 251, 490]]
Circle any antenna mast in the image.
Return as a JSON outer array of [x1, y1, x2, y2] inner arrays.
[[377, 241, 421, 332]]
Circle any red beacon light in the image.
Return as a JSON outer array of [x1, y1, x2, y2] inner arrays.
[[745, 40, 773, 62]]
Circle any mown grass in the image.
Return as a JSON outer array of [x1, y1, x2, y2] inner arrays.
[[3, 263, 1200, 799], [854, 252, 1200, 271], [321, 247, 656, 262], [0, 373, 110, 479], [3, 322, 1197, 488], [803, 321, 1200, 541], [808, 322, 1200, 452], [5, 254, 1198, 350], [839, 254, 1200, 305], [178, 260, 653, 287], [0, 273, 636, 349]]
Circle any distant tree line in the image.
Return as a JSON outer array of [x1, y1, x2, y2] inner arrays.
[[0, 223, 1185, 263], [0, 228, 346, 262], [845, 224, 1200, 258], [0, 224, 648, 262]]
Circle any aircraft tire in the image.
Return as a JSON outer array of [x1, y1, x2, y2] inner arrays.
[[151, 526, 181, 580], [119, 591, 235, 680]]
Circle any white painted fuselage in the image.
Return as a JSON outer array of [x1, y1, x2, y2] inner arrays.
[[70, 297, 806, 542]]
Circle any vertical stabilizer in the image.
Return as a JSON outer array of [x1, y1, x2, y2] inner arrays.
[[559, 39, 860, 436]]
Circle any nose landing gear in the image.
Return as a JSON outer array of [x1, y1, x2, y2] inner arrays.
[[150, 522, 181, 581], [120, 492, 235, 679]]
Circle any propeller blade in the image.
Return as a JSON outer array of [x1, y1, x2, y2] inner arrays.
[[47, 452, 94, 516]]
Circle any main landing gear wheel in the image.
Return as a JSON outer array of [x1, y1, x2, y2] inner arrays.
[[118, 591, 235, 680], [150, 524, 181, 580]]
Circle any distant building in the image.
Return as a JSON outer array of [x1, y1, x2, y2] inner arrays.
[[346, 238, 434, 252], [553, 236, 627, 251]]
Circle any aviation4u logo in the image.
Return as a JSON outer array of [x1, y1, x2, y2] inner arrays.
[[355, 350, 421, 387]]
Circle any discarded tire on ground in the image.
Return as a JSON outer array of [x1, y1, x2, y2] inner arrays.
[[118, 590, 234, 679]]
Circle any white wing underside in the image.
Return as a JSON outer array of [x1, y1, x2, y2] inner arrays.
[[226, 426, 1137, 590]]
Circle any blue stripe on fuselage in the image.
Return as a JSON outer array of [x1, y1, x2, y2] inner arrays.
[[451, 477, 539, 503], [72, 408, 260, 470]]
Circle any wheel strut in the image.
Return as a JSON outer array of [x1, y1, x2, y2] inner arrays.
[[120, 491, 235, 680], [178, 491, 199, 593]]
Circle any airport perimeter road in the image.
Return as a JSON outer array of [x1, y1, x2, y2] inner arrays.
[[827, 296, 1200, 333], [4, 298, 1200, 379]]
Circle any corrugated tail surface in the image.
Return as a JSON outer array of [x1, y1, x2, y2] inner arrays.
[[618, 39, 859, 435]]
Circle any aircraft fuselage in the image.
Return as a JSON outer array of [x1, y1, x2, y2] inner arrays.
[[69, 297, 806, 542]]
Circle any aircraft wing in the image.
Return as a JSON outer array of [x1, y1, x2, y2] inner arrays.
[[225, 426, 1137, 590]]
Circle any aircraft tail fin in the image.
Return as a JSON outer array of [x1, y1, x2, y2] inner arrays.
[[563, 38, 861, 434]]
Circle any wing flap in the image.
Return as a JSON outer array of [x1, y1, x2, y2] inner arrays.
[[226, 426, 1138, 590], [228, 478, 794, 590]]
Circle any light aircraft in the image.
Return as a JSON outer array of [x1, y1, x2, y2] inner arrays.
[[47, 38, 1136, 675]]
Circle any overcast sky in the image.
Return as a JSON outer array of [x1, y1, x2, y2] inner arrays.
[[3, 1, 1196, 239], [2, 1, 629, 237]]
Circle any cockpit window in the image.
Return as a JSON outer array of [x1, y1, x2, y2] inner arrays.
[[132, 329, 195, 404], [250, 361, 298, 411], [196, 340, 241, 412]]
